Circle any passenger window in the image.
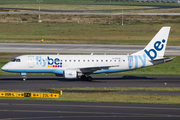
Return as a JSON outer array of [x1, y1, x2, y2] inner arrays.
[[65, 60, 67, 62], [92, 60, 94, 62], [114, 60, 116, 62], [106, 60, 108, 62], [96, 60, 98, 62], [101, 60, 103, 62], [83, 60, 85, 62], [88, 60, 89, 62], [69, 60, 71, 62], [78, 60, 80, 62], [74, 60, 76, 62]]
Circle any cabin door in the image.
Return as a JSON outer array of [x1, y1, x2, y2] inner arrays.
[[28, 56, 34, 68]]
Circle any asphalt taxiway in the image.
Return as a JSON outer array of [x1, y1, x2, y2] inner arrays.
[[0, 100, 180, 120], [0, 75, 180, 91], [1, 43, 180, 55], [1, 4, 180, 16]]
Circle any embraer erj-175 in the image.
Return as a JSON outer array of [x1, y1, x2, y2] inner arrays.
[[1, 27, 173, 81]]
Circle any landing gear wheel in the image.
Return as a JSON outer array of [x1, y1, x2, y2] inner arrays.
[[81, 75, 87, 81], [87, 76, 92, 81], [22, 75, 27, 81]]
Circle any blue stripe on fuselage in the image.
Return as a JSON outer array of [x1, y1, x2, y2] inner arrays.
[[2, 69, 64, 74]]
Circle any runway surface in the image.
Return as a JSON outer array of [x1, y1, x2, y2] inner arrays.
[[0, 75, 180, 91], [1, 43, 180, 55], [0, 100, 180, 120]]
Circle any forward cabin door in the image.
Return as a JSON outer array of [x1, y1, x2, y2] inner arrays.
[[28, 56, 34, 68]]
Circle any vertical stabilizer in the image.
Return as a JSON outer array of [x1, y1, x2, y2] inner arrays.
[[132, 27, 171, 60]]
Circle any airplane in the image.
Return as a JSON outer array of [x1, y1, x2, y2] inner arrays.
[[1, 27, 173, 81]]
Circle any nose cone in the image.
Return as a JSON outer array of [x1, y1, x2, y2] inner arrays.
[[1, 64, 8, 71]]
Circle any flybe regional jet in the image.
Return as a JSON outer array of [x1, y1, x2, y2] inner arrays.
[[1, 27, 173, 81]]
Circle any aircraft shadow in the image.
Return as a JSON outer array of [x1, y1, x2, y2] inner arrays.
[[92, 75, 155, 81], [0, 75, 155, 82]]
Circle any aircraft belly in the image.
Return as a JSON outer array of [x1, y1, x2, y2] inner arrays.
[[4, 69, 64, 74]]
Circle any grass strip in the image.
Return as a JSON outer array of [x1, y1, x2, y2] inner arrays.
[[42, 87, 180, 92], [0, 92, 179, 105], [1, 87, 180, 105], [0, 20, 179, 45]]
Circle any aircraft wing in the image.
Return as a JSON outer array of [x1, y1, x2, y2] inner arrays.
[[79, 65, 119, 73]]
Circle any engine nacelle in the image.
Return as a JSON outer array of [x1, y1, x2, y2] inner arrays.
[[63, 70, 77, 79]]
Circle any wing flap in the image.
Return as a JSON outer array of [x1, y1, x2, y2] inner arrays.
[[79, 65, 119, 73]]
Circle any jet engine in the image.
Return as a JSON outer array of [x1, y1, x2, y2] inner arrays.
[[63, 70, 77, 79]]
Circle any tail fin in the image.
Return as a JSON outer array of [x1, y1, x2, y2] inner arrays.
[[132, 27, 171, 60]]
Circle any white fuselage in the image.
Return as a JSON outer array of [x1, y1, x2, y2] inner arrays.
[[2, 54, 155, 75]]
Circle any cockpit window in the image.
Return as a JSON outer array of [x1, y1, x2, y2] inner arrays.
[[16, 59, 21, 62], [11, 58, 21, 62], [11, 59, 16, 62]]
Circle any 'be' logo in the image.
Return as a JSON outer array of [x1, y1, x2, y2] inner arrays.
[[144, 39, 165, 60]]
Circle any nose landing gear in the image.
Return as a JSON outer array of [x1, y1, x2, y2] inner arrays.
[[21, 73, 27, 81], [22, 75, 27, 81]]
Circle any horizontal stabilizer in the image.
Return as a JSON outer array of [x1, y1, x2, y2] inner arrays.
[[150, 57, 173, 62]]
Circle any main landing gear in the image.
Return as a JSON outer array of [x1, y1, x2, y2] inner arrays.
[[81, 75, 92, 81]]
